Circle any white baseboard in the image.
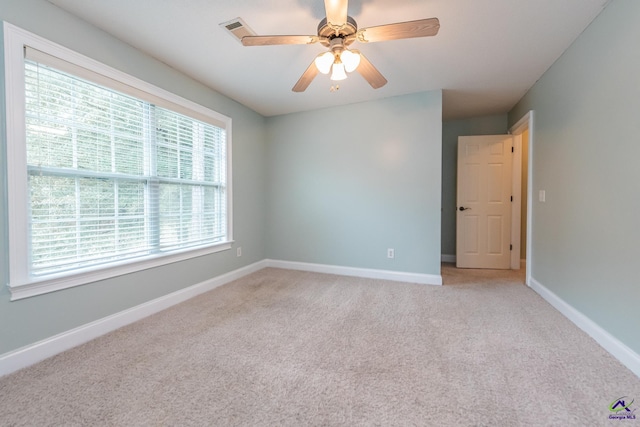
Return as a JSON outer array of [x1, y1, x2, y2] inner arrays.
[[529, 277, 640, 378], [441, 254, 456, 263], [265, 259, 443, 286], [0, 260, 267, 378]]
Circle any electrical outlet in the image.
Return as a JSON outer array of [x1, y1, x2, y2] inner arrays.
[[387, 248, 395, 259], [237, 247, 242, 257]]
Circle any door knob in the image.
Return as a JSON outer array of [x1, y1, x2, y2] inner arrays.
[[459, 206, 471, 211]]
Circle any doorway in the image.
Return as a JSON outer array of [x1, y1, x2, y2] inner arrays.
[[452, 111, 532, 281]]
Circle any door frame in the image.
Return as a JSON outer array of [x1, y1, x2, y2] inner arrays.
[[509, 110, 534, 286], [510, 133, 522, 270]]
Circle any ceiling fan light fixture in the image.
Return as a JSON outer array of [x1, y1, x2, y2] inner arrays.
[[241, 0, 439, 92], [315, 51, 334, 74], [340, 49, 360, 73], [330, 62, 348, 81]]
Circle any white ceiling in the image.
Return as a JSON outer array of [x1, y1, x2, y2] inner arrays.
[[47, 0, 610, 120]]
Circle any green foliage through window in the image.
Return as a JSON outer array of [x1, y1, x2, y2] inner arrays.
[[25, 60, 227, 276]]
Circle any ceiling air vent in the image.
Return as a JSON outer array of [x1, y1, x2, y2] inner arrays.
[[220, 18, 256, 43]]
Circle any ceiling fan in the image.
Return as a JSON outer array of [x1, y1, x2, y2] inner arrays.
[[241, 0, 440, 92]]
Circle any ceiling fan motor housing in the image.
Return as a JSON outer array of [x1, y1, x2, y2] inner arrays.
[[318, 16, 358, 46]]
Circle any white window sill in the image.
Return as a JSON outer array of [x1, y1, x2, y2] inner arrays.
[[8, 241, 233, 301]]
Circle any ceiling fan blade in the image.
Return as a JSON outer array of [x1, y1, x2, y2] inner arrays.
[[324, 0, 349, 28], [292, 61, 320, 92], [242, 35, 321, 46], [356, 53, 387, 89], [357, 18, 440, 43]]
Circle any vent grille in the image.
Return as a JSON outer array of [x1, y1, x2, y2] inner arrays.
[[225, 21, 243, 31], [220, 18, 256, 43]]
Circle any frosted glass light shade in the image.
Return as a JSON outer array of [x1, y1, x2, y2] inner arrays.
[[341, 49, 361, 73], [315, 52, 334, 74], [330, 62, 347, 81]]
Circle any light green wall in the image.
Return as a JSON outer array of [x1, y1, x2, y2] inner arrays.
[[509, 0, 640, 355], [441, 115, 508, 256], [266, 91, 443, 275], [0, 0, 267, 354]]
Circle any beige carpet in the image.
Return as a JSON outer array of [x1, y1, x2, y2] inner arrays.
[[0, 266, 638, 426]]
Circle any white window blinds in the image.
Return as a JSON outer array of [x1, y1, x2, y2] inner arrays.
[[21, 45, 229, 279]]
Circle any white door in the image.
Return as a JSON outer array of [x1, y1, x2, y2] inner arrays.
[[456, 135, 513, 269]]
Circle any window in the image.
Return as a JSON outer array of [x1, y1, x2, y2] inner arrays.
[[4, 23, 232, 299]]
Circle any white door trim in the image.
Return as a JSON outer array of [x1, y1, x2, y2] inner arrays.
[[510, 133, 522, 270], [509, 110, 534, 285]]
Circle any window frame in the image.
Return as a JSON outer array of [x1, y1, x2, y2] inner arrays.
[[3, 22, 233, 300]]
